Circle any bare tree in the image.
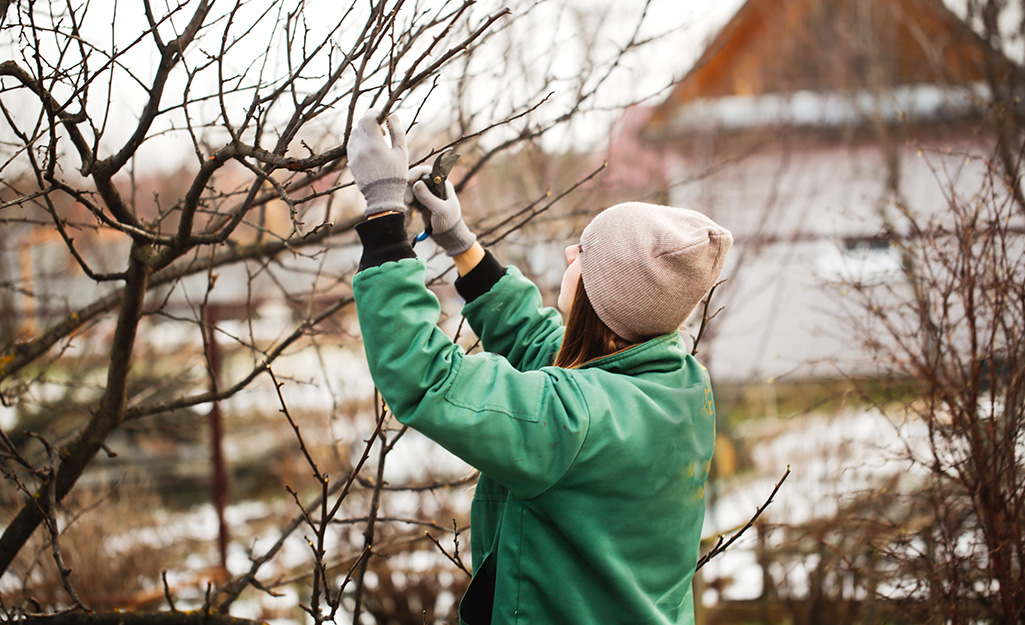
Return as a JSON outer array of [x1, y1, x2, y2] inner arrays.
[[0, 1, 703, 622], [841, 146, 1025, 624], [832, 1, 1025, 622]]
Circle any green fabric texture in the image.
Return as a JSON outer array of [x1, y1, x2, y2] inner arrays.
[[353, 258, 716, 625]]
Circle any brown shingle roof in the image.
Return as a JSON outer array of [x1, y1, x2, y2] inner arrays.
[[649, 0, 1006, 129]]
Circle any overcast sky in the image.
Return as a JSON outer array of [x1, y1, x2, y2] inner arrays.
[[0, 1, 750, 172], [2, 0, 1018, 174]]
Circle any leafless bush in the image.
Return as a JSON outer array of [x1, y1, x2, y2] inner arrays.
[[847, 149, 1025, 622], [6, 480, 170, 611], [759, 0, 1025, 620]]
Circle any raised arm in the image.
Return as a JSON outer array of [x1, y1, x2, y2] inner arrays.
[[345, 110, 584, 496], [454, 253, 565, 372], [409, 166, 565, 371], [352, 249, 586, 499]]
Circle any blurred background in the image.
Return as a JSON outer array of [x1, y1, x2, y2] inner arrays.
[[1, 0, 1023, 623]]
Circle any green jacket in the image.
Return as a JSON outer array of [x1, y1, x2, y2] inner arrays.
[[352, 220, 715, 625]]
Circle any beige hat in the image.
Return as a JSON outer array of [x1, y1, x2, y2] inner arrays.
[[578, 202, 733, 341]]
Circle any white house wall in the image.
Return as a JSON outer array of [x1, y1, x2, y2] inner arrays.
[[669, 138, 994, 381]]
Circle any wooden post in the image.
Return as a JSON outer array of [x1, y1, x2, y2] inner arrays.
[[205, 304, 229, 573]]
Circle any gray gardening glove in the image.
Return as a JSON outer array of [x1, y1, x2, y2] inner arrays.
[[346, 109, 408, 218], [404, 165, 433, 209], [408, 167, 477, 256]]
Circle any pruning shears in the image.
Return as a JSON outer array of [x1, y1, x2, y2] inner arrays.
[[412, 148, 460, 247]]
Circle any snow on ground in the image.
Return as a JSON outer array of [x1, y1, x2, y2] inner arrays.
[[0, 402, 15, 430], [701, 407, 930, 601], [2, 311, 938, 618], [2, 403, 936, 618]]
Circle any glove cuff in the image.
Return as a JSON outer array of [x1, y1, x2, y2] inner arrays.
[[434, 219, 477, 257], [454, 249, 505, 302], [355, 213, 416, 271], [361, 178, 407, 217]]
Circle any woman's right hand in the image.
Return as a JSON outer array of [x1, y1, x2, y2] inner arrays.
[[405, 165, 477, 257], [346, 110, 409, 219]]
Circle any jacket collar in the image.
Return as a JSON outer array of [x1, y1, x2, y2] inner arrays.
[[578, 332, 690, 375]]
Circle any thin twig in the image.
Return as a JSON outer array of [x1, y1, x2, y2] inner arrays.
[[425, 530, 471, 577], [268, 367, 324, 482], [696, 466, 791, 570], [161, 570, 177, 612], [350, 393, 390, 625], [691, 278, 727, 357], [480, 162, 608, 247], [44, 461, 89, 613], [328, 545, 372, 622]]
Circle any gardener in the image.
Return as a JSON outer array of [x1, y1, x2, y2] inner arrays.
[[346, 110, 732, 625]]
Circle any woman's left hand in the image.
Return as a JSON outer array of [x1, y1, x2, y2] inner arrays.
[[346, 109, 409, 218]]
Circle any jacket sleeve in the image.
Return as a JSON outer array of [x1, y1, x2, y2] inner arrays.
[[459, 265, 566, 372], [353, 258, 589, 500]]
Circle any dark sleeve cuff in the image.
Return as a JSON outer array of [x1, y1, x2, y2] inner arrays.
[[454, 249, 506, 302], [355, 213, 416, 272]]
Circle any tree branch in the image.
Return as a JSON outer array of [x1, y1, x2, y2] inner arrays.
[[696, 466, 790, 571]]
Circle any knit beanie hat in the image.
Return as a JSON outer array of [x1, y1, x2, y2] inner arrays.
[[578, 202, 733, 342]]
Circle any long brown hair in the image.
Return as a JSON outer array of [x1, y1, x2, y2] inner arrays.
[[553, 279, 638, 369]]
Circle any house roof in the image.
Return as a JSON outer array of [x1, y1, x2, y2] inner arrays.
[[647, 0, 1009, 133]]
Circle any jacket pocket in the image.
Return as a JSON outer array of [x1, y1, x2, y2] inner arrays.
[[443, 354, 544, 422], [459, 551, 497, 625]]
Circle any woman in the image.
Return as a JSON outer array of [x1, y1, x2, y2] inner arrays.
[[346, 110, 732, 625]]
